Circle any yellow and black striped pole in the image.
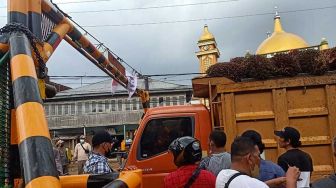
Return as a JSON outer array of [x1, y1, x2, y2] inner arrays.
[[28, 0, 42, 40], [59, 173, 120, 188], [7, 0, 27, 187], [43, 22, 71, 61], [9, 0, 61, 187], [102, 170, 143, 188], [10, 108, 22, 186], [9, 31, 62, 188], [8, 0, 28, 25]]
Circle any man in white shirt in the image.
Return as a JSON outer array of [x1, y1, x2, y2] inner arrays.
[[216, 137, 300, 188], [73, 135, 92, 174]]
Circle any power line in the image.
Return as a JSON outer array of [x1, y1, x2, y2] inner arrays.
[[49, 73, 204, 78], [0, 0, 110, 8], [0, 0, 237, 18], [1, 4, 335, 20], [80, 5, 336, 27], [54, 0, 113, 5], [48, 1, 143, 76], [66, 0, 238, 14], [0, 0, 238, 9]]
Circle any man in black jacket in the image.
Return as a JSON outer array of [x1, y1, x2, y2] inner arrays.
[[274, 127, 313, 188]]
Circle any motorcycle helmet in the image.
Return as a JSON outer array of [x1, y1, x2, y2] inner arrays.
[[168, 136, 202, 167]]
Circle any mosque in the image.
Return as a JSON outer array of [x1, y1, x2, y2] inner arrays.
[[196, 12, 330, 73]]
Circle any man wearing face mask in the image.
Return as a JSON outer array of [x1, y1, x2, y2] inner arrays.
[[241, 130, 286, 188], [83, 130, 115, 174], [216, 137, 300, 188], [73, 135, 92, 174]]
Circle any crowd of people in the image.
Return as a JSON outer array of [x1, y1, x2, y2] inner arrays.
[[53, 126, 336, 188], [163, 127, 336, 188], [53, 134, 93, 175], [53, 132, 132, 175]]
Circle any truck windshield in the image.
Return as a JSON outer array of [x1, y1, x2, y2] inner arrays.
[[139, 116, 194, 159]]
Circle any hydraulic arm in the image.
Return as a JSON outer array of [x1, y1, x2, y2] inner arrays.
[[1, 0, 145, 187]]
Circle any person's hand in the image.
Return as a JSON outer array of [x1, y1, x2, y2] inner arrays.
[[265, 177, 286, 188], [286, 166, 300, 187]]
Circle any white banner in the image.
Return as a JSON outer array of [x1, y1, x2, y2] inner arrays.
[[126, 71, 137, 99]]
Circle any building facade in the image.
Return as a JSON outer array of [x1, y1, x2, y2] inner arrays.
[[45, 78, 192, 149]]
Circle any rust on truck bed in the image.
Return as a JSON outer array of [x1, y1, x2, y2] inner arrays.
[[192, 72, 336, 180]]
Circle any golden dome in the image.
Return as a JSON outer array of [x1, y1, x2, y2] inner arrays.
[[256, 15, 309, 55], [199, 25, 215, 42]]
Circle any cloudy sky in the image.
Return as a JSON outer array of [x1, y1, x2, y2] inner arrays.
[[0, 0, 335, 87]]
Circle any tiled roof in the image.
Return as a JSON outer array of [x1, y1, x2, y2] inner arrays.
[[54, 78, 191, 98]]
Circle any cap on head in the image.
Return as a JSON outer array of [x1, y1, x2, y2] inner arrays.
[[168, 136, 202, 167], [80, 135, 86, 139], [274, 126, 301, 147], [92, 131, 114, 148]]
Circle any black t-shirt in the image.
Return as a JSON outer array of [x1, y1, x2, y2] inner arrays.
[[277, 148, 313, 172]]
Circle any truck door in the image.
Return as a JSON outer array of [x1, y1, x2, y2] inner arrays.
[[130, 115, 195, 188]]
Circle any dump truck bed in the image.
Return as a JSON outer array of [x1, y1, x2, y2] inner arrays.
[[192, 72, 336, 180]]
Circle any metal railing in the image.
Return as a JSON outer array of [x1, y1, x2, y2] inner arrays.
[[47, 111, 143, 129]]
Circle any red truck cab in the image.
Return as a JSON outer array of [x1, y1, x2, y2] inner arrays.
[[125, 104, 212, 188]]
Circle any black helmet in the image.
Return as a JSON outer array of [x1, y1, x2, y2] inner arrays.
[[168, 136, 202, 167]]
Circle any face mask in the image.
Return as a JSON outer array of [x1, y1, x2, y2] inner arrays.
[[249, 155, 260, 178], [250, 162, 260, 178], [80, 139, 84, 144], [104, 143, 113, 158]]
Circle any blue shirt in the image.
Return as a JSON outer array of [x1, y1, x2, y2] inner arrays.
[[258, 159, 285, 182], [83, 153, 112, 174]]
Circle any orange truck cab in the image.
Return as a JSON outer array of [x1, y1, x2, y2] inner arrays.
[[125, 104, 212, 188]]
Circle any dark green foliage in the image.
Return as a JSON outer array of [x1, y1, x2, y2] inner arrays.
[[205, 47, 336, 81], [291, 49, 321, 74], [244, 55, 274, 80], [230, 57, 245, 64], [329, 48, 336, 70], [310, 58, 328, 75], [229, 57, 248, 76], [206, 62, 244, 82], [271, 53, 300, 76], [320, 48, 336, 71]]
